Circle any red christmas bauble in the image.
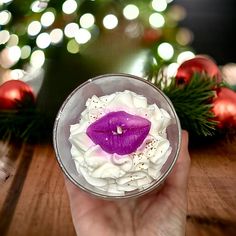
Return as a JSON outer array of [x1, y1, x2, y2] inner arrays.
[[0, 80, 35, 110], [176, 55, 222, 84], [212, 87, 236, 128]]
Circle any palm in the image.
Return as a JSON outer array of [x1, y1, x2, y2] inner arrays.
[[65, 131, 190, 236]]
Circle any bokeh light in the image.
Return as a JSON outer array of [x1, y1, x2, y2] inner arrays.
[[0, 0, 13, 3], [67, 39, 79, 54], [0, 45, 21, 68], [152, 0, 167, 12], [27, 21, 42, 36], [0, 30, 10, 45], [103, 14, 118, 29], [64, 22, 79, 38], [8, 46, 21, 63], [0, 10, 11, 25], [157, 42, 174, 60], [166, 63, 179, 77], [75, 28, 91, 44], [222, 63, 236, 86], [62, 0, 78, 15], [176, 27, 193, 46], [123, 4, 139, 20], [149, 13, 165, 28], [168, 5, 186, 22], [125, 22, 142, 38], [40, 11, 55, 27], [0, 30, 10, 44], [6, 34, 19, 46], [31, 0, 48, 13], [177, 51, 195, 64], [21, 45, 31, 59], [30, 50, 45, 68], [36, 32, 51, 49], [50, 28, 63, 44], [79, 13, 95, 29], [10, 69, 25, 80]]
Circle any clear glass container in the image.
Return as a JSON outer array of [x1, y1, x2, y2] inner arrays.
[[53, 74, 181, 199]]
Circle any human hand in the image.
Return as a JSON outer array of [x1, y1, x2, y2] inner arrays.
[[65, 130, 191, 236]]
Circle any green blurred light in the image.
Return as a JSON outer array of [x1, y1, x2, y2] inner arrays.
[[21, 45, 31, 59], [67, 39, 79, 54]]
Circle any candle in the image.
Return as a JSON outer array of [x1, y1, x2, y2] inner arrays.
[[86, 111, 151, 155], [69, 90, 172, 194]]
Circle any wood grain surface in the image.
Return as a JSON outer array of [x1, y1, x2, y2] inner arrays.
[[0, 137, 236, 236]]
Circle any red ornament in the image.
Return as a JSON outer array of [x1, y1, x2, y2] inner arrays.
[[0, 80, 35, 110], [176, 55, 222, 84], [212, 87, 236, 128]]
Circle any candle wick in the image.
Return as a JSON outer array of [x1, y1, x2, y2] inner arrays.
[[112, 126, 124, 135], [116, 126, 123, 134]]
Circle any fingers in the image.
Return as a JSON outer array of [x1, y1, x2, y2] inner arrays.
[[64, 176, 79, 199], [165, 130, 191, 192], [64, 130, 191, 201]]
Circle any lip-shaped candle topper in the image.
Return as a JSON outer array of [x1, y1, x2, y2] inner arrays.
[[86, 111, 151, 155]]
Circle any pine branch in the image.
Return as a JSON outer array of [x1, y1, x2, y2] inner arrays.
[[0, 108, 48, 141], [151, 73, 219, 136]]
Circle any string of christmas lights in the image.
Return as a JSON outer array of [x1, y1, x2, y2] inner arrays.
[[0, 0, 194, 84]]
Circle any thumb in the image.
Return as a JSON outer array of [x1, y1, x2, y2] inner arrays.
[[165, 130, 191, 191]]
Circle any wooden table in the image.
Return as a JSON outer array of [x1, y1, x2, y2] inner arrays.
[[0, 137, 236, 236]]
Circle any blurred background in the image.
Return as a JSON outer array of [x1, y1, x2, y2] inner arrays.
[[0, 0, 236, 138], [175, 0, 236, 65]]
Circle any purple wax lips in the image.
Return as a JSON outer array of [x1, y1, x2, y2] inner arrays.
[[86, 111, 151, 155]]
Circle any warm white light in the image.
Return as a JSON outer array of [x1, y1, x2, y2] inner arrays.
[[126, 50, 149, 77], [27, 21, 42, 36], [62, 0, 77, 14], [64, 22, 79, 38], [222, 63, 236, 86], [79, 13, 95, 29], [176, 28, 193, 46], [152, 0, 167, 12], [7, 34, 19, 46], [41, 11, 55, 27], [0, 46, 20, 68], [125, 22, 141, 38], [75, 28, 91, 44], [50, 28, 63, 44], [166, 63, 179, 77], [36, 32, 51, 49], [0, 10, 11, 25], [31, 0, 48, 13], [149, 13, 165, 28], [10, 69, 25, 79], [8, 46, 21, 62], [21, 45, 31, 59], [157, 42, 174, 60], [177, 51, 195, 64], [103, 14, 118, 29], [30, 50, 45, 68], [0, 30, 10, 44], [2, 0, 13, 3], [67, 39, 79, 54], [123, 4, 139, 20]]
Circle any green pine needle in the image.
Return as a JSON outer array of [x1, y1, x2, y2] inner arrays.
[[0, 73, 220, 140], [0, 108, 48, 141], [151, 73, 219, 136]]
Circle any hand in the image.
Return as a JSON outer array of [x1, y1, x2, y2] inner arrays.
[[65, 130, 191, 236]]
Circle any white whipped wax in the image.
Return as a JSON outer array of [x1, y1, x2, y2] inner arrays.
[[69, 90, 172, 194]]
